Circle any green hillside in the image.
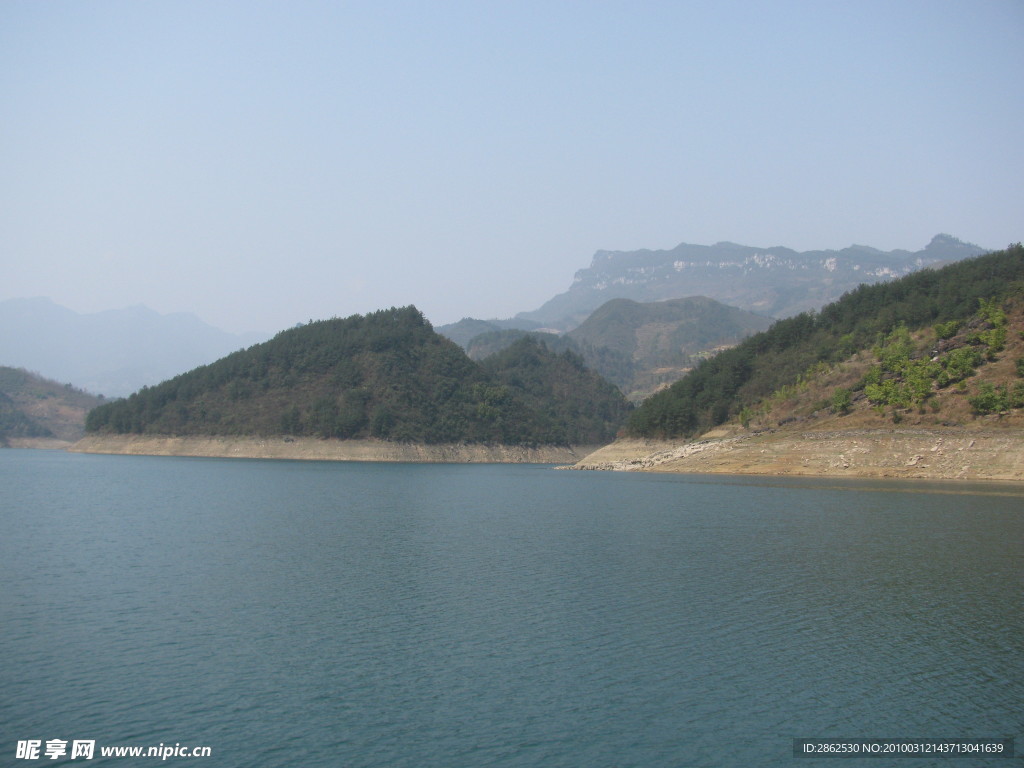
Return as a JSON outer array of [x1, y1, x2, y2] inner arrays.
[[627, 244, 1024, 439], [85, 306, 629, 445], [480, 337, 632, 445], [0, 367, 103, 444], [569, 296, 769, 355], [466, 328, 569, 360], [567, 296, 772, 398], [461, 296, 771, 401]]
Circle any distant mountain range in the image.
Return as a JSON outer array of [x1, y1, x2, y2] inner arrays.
[[438, 235, 985, 400], [512, 233, 987, 331], [4, 234, 988, 402], [0, 298, 266, 397], [437, 234, 985, 345]]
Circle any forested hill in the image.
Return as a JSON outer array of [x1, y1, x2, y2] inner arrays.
[[627, 244, 1024, 439], [1, 367, 103, 444], [457, 296, 772, 402], [480, 336, 632, 445], [85, 306, 630, 445]]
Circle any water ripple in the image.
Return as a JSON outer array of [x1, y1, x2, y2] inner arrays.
[[1, 453, 1020, 767]]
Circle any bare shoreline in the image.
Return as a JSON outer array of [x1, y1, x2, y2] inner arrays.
[[69, 434, 596, 464], [569, 428, 1024, 483], [25, 429, 1024, 484]]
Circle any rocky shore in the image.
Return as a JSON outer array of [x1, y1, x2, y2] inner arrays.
[[570, 428, 1024, 482], [70, 434, 594, 464]]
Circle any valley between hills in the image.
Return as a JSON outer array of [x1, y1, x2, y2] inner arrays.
[[573, 249, 1024, 482]]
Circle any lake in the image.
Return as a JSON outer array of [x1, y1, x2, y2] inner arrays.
[[2, 449, 1021, 767]]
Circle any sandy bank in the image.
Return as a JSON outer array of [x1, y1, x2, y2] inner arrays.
[[70, 434, 595, 464], [570, 428, 1024, 482], [3, 437, 76, 450]]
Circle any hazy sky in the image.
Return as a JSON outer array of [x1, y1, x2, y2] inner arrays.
[[3, 1, 1022, 334]]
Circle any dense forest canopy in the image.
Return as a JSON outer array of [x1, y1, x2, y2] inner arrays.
[[480, 336, 633, 445], [627, 244, 1024, 439], [85, 306, 630, 445]]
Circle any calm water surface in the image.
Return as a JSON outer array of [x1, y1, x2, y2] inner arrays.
[[2, 450, 1021, 767]]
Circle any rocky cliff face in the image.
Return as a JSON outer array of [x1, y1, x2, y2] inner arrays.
[[518, 235, 987, 329]]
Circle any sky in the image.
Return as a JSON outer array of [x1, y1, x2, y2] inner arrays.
[[2, 1, 1022, 335]]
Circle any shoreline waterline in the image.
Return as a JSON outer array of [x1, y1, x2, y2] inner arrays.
[[569, 428, 1024, 483], [70, 434, 597, 464]]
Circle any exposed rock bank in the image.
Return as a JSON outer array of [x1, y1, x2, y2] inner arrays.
[[570, 428, 1024, 482], [71, 434, 594, 464]]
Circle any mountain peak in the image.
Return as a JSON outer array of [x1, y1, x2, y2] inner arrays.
[[926, 233, 973, 249], [518, 235, 989, 329]]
